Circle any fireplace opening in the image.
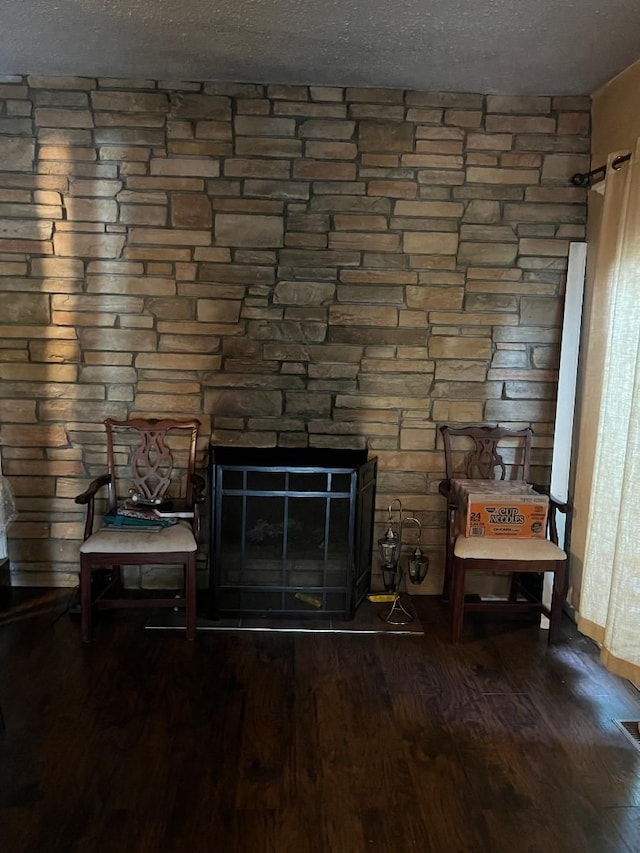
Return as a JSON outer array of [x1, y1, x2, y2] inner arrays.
[[209, 447, 377, 619]]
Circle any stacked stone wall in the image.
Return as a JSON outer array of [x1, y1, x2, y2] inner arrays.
[[0, 76, 589, 591]]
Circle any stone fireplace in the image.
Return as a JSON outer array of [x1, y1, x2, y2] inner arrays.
[[209, 447, 377, 619]]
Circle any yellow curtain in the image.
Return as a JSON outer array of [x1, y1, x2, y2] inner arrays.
[[577, 140, 640, 687]]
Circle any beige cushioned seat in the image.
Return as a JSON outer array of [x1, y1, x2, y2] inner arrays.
[[79, 521, 197, 555], [454, 535, 566, 561]]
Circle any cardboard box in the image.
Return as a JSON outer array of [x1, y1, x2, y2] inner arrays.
[[451, 479, 548, 538]]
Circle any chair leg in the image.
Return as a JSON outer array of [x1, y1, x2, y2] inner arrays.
[[548, 561, 566, 645], [185, 553, 196, 641], [441, 508, 455, 602], [508, 572, 519, 602], [80, 556, 92, 644], [450, 558, 466, 643]]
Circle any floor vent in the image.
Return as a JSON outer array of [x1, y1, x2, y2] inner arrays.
[[613, 720, 640, 752]]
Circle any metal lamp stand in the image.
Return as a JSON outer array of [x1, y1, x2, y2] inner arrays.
[[377, 503, 428, 626]]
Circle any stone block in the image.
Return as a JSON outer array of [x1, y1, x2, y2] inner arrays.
[[359, 122, 414, 153], [196, 300, 242, 322], [38, 400, 129, 422], [462, 200, 501, 223], [68, 178, 122, 197], [457, 242, 518, 265], [214, 214, 283, 248], [293, 160, 356, 181], [53, 233, 125, 258], [328, 305, 398, 326], [336, 285, 403, 305], [305, 141, 357, 160], [0, 219, 53, 240], [35, 108, 94, 128], [520, 296, 563, 326], [28, 340, 80, 363], [416, 169, 465, 186], [486, 115, 556, 133], [486, 96, 551, 114], [359, 373, 430, 395], [241, 181, 310, 204], [466, 293, 517, 313], [541, 154, 590, 183], [274, 281, 335, 305], [0, 422, 69, 449], [431, 400, 484, 422], [406, 286, 463, 310], [0, 363, 77, 382], [150, 158, 219, 178], [329, 232, 399, 252], [134, 394, 201, 414], [503, 380, 557, 399], [159, 335, 220, 353], [403, 232, 459, 254], [120, 205, 167, 226], [223, 159, 290, 179], [429, 311, 517, 327], [234, 115, 296, 137], [136, 353, 222, 370], [91, 91, 167, 112], [394, 200, 463, 218], [0, 400, 37, 423], [557, 113, 590, 135], [428, 336, 492, 359], [86, 275, 174, 296], [204, 389, 282, 417], [519, 238, 569, 257], [170, 194, 213, 228], [168, 93, 231, 119], [0, 293, 50, 324], [94, 127, 165, 146], [235, 138, 302, 158], [65, 198, 118, 222], [491, 349, 529, 368], [79, 328, 157, 351], [514, 135, 589, 154], [128, 228, 210, 246], [80, 365, 137, 383], [349, 104, 404, 121], [285, 393, 332, 416], [0, 137, 34, 172], [466, 167, 540, 184], [531, 345, 560, 369], [485, 400, 556, 421], [279, 248, 359, 267], [444, 110, 483, 127], [460, 225, 517, 243]]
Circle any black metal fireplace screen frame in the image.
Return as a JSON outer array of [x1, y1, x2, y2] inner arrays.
[[209, 448, 377, 619]]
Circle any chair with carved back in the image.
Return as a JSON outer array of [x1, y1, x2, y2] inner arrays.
[[75, 418, 204, 643], [438, 425, 568, 644]]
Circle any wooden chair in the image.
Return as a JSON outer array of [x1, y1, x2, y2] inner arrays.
[[439, 425, 568, 644], [75, 418, 204, 643]]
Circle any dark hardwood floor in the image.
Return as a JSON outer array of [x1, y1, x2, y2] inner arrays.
[[1, 589, 639, 853]]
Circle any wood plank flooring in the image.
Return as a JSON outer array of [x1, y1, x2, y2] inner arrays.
[[1, 589, 639, 853]]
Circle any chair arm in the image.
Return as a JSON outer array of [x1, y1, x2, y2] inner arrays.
[[75, 473, 112, 540], [75, 473, 112, 505], [530, 483, 571, 545], [438, 478, 458, 508], [529, 483, 570, 514], [190, 473, 206, 504]]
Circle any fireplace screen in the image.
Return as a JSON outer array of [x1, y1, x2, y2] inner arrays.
[[209, 448, 377, 619]]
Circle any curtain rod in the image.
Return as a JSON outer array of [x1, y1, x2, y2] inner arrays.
[[571, 152, 631, 187]]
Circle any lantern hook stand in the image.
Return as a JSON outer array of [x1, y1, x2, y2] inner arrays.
[[376, 502, 429, 625]]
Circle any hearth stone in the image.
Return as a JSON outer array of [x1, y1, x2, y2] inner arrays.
[[209, 447, 377, 619]]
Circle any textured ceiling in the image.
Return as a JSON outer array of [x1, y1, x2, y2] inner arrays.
[[2, 0, 640, 95]]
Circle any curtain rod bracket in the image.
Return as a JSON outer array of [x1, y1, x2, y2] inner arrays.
[[571, 153, 631, 187]]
